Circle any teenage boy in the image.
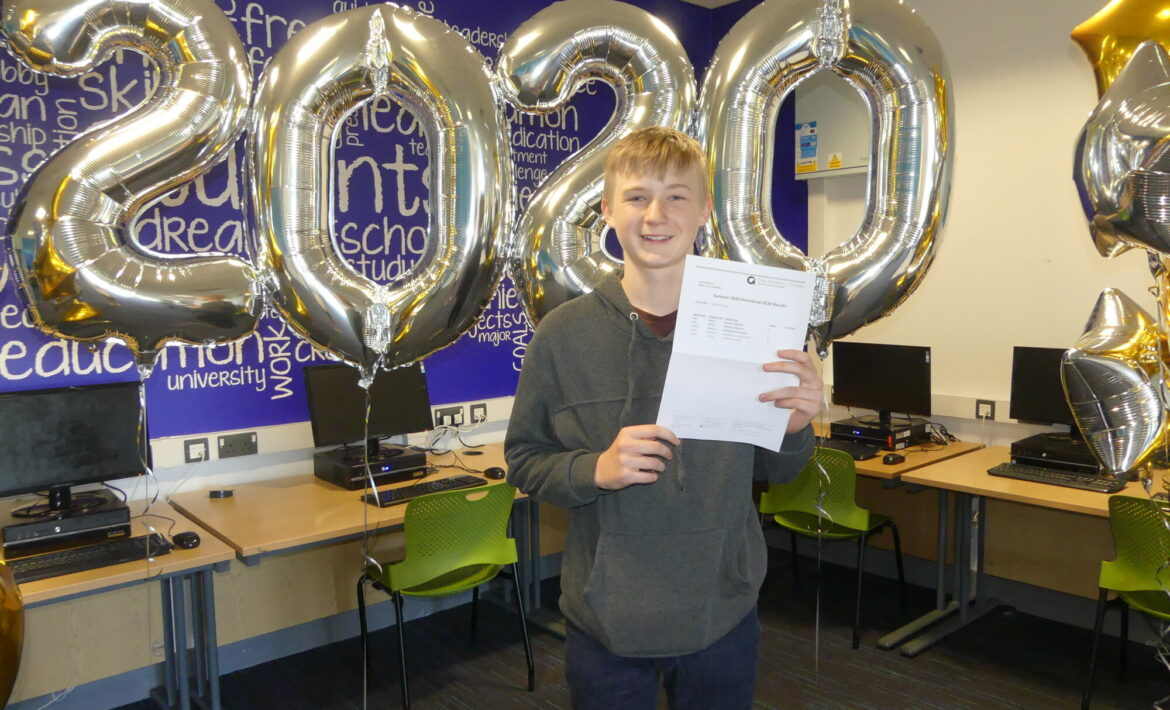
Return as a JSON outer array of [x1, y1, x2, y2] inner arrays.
[[505, 126, 823, 709]]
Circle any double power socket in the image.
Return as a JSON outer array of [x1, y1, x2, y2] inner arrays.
[[183, 431, 258, 463], [433, 402, 488, 427]]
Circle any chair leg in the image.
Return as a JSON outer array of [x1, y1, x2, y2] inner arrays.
[[853, 531, 869, 650], [393, 591, 409, 710], [357, 576, 373, 693], [471, 585, 480, 645], [509, 564, 536, 691], [1119, 602, 1129, 682], [1082, 588, 1110, 710], [790, 530, 799, 586], [885, 520, 908, 614]]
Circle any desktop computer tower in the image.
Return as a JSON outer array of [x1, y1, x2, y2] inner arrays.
[[1, 489, 131, 557], [313, 446, 428, 490], [1009, 433, 1100, 474], [828, 417, 928, 451]]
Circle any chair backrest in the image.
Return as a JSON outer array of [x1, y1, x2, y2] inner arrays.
[[390, 482, 519, 591], [1102, 495, 1170, 592], [758, 447, 870, 531]]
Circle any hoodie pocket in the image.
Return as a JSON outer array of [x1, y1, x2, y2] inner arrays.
[[718, 510, 765, 598], [582, 526, 725, 656]]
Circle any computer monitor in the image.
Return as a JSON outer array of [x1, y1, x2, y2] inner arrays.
[[1009, 346, 1078, 436], [302, 362, 433, 458], [0, 381, 147, 517], [831, 342, 932, 433]]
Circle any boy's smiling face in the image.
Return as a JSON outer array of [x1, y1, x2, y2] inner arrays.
[[602, 165, 712, 279]]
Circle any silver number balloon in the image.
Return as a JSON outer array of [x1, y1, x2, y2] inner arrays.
[[694, 0, 952, 354], [250, 5, 513, 378], [0, 0, 259, 373], [1062, 288, 1167, 477], [496, 0, 696, 323]]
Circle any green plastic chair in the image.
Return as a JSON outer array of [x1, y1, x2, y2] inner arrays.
[[356, 482, 534, 709], [1082, 495, 1170, 709], [759, 446, 907, 649]]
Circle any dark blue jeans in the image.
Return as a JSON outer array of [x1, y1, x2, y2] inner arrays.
[[564, 608, 761, 710]]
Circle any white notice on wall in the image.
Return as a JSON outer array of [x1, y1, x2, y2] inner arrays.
[[656, 255, 815, 451]]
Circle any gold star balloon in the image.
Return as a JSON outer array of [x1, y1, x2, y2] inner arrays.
[[1073, 0, 1170, 96]]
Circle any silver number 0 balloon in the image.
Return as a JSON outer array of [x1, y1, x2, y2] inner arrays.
[[695, 0, 953, 354], [0, 0, 259, 372], [496, 0, 696, 323], [250, 5, 513, 379]]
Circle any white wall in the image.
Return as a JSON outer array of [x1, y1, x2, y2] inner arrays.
[[808, 0, 1151, 444]]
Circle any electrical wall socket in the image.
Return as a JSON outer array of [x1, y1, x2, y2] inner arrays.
[[218, 432, 257, 458], [975, 399, 995, 420], [470, 403, 487, 423], [434, 406, 464, 427], [183, 437, 209, 463]]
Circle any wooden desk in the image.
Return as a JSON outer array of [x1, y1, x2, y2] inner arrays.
[[882, 446, 1139, 657], [170, 445, 512, 563], [17, 500, 232, 605], [812, 420, 983, 480], [13, 499, 233, 710], [899, 446, 1144, 516], [854, 440, 983, 480]]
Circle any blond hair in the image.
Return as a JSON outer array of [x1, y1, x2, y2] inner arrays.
[[603, 126, 709, 201]]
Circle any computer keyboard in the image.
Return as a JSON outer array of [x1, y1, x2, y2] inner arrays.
[[987, 462, 1126, 493], [5, 533, 174, 584], [361, 474, 488, 507], [817, 437, 880, 461]]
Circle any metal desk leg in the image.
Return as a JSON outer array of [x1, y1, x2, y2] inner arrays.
[[937, 490, 949, 610], [529, 499, 541, 611], [173, 579, 191, 709], [151, 571, 220, 710], [159, 578, 179, 709], [879, 490, 959, 650], [191, 579, 206, 701], [197, 569, 221, 710], [514, 501, 533, 610], [957, 494, 973, 619], [897, 493, 1006, 657], [521, 499, 566, 638], [151, 577, 192, 710]]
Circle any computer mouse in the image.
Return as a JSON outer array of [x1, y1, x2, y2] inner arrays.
[[882, 453, 906, 466], [173, 531, 201, 549], [484, 466, 506, 480]]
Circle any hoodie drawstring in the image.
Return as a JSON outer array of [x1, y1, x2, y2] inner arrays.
[[621, 311, 685, 491], [619, 312, 638, 428]]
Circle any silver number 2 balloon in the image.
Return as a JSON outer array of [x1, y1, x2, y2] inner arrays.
[[250, 5, 513, 380], [695, 0, 953, 355], [496, 0, 696, 324], [0, 0, 260, 373]]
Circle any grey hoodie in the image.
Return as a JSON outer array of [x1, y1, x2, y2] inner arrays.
[[505, 273, 814, 657]]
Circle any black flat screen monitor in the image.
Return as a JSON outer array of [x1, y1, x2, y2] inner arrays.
[[1009, 346, 1077, 433], [303, 363, 432, 457], [0, 381, 147, 516], [831, 342, 932, 432]]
